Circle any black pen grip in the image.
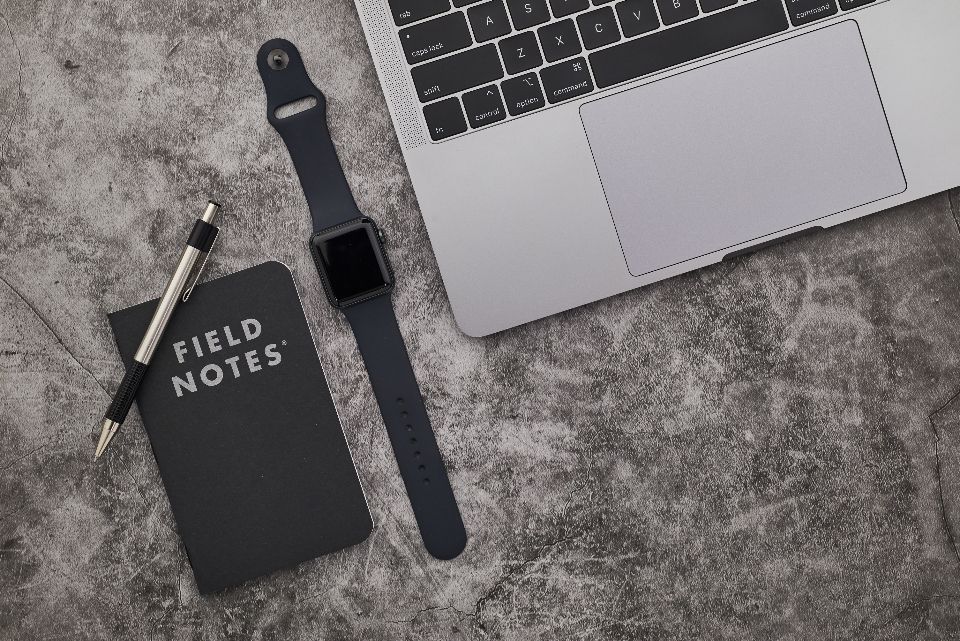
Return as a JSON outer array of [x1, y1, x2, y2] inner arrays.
[[104, 361, 149, 424]]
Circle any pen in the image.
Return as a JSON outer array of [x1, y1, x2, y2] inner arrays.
[[95, 201, 221, 459]]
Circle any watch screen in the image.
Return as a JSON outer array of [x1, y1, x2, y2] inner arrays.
[[313, 222, 390, 303]]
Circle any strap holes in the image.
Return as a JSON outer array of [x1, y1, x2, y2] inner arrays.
[[274, 96, 318, 120], [405, 424, 413, 432], [409, 437, 417, 444], [423, 478, 431, 485], [418, 465, 426, 472], [400, 411, 409, 419], [413, 451, 421, 458], [396, 397, 405, 405]]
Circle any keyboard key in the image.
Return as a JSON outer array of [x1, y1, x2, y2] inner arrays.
[[590, 0, 788, 88], [540, 57, 593, 103], [462, 85, 507, 128], [539, 19, 582, 62], [577, 7, 621, 50], [502, 73, 546, 115], [399, 13, 473, 64], [615, 0, 659, 37], [839, 0, 875, 8], [549, 0, 589, 17], [499, 31, 544, 74], [423, 97, 468, 140], [389, 0, 451, 26], [506, 0, 551, 29], [411, 44, 504, 102], [453, 0, 484, 5], [468, 0, 512, 42], [655, 0, 698, 25], [785, 0, 838, 26], [699, 0, 736, 11]]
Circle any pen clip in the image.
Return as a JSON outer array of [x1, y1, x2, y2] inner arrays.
[[182, 230, 218, 302]]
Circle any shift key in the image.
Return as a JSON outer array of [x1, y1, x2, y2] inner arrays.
[[411, 44, 504, 103]]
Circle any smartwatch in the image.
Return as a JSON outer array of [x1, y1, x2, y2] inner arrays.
[[257, 39, 467, 560]]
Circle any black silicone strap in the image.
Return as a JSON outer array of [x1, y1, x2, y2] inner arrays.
[[257, 39, 467, 559], [343, 296, 467, 559], [256, 39, 361, 230]]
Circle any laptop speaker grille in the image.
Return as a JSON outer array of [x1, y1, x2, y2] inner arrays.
[[357, 0, 427, 149]]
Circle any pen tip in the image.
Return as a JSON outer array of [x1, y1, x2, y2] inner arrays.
[[95, 419, 119, 460]]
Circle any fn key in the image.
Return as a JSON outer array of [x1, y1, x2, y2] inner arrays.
[[424, 98, 467, 141]]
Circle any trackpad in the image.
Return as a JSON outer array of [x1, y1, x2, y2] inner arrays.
[[581, 21, 905, 276]]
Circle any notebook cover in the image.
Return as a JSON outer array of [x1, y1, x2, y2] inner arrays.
[[107, 261, 373, 593]]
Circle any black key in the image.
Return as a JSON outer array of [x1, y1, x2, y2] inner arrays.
[[468, 0, 512, 42], [839, 0, 875, 8], [399, 13, 473, 65], [540, 57, 593, 103], [700, 0, 736, 11], [655, 0, 698, 25], [423, 97, 468, 140], [506, 0, 551, 29], [615, 0, 659, 37], [785, 0, 838, 25], [590, 0, 788, 88], [539, 19, 582, 62], [462, 85, 507, 128], [411, 44, 504, 102], [453, 0, 484, 5], [549, 0, 590, 18], [577, 7, 621, 50], [502, 72, 546, 115], [389, 0, 451, 26], [593, 0, 615, 4], [499, 31, 544, 74]]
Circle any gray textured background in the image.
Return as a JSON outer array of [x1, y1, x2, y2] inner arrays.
[[2, 1, 960, 639]]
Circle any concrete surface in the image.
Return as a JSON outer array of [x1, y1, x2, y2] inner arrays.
[[2, 1, 960, 639]]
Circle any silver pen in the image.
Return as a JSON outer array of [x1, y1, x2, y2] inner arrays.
[[95, 201, 221, 459]]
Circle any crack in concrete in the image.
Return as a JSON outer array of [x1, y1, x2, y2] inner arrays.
[[948, 189, 960, 239], [0, 9, 23, 162], [470, 534, 579, 632], [928, 390, 960, 567], [0, 273, 110, 398], [0, 441, 51, 472], [383, 534, 580, 634], [875, 593, 960, 632], [386, 604, 468, 625]]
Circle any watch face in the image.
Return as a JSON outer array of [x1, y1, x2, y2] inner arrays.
[[310, 218, 393, 306]]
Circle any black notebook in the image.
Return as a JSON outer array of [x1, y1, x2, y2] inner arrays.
[[108, 261, 373, 594]]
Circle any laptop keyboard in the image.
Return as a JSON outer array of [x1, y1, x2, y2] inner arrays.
[[388, 0, 879, 141]]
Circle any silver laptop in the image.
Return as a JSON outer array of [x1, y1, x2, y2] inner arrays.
[[354, 0, 960, 336]]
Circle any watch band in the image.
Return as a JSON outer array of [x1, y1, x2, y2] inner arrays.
[[257, 40, 361, 230], [342, 296, 466, 560], [257, 39, 467, 560]]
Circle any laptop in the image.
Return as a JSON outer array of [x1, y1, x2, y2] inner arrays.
[[354, 0, 960, 336]]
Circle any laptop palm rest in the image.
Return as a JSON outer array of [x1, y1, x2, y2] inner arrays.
[[580, 21, 905, 277]]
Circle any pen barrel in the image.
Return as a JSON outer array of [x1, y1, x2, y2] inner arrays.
[[133, 245, 203, 364], [103, 361, 149, 424]]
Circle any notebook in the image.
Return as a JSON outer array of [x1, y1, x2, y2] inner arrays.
[[108, 261, 373, 594]]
